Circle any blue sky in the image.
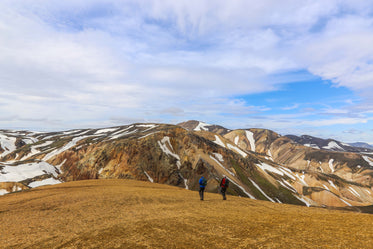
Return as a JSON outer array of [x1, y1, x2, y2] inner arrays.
[[0, 0, 373, 144]]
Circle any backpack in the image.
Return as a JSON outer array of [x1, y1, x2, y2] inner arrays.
[[221, 177, 229, 188], [202, 178, 207, 186], [224, 178, 229, 187]]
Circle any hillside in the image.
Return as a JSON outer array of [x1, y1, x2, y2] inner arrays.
[[1, 179, 373, 248], [1, 120, 373, 209]]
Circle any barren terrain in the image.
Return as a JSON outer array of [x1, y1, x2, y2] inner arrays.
[[1, 179, 373, 248]]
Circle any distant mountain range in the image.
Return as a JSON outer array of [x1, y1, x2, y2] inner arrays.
[[285, 134, 373, 153], [1, 120, 373, 210], [348, 142, 373, 150]]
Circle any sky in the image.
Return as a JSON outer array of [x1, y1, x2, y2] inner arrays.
[[1, 0, 373, 144]]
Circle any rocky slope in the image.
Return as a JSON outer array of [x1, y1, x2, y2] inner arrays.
[[1, 121, 373, 209]]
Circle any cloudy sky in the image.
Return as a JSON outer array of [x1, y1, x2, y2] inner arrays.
[[1, 0, 373, 144]]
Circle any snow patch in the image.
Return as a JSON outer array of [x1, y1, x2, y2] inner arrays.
[[234, 136, 239, 145], [226, 177, 255, 199], [249, 178, 275, 202], [0, 161, 59, 182], [194, 122, 211, 131], [227, 144, 247, 158], [295, 173, 308, 186], [213, 153, 224, 162], [210, 155, 235, 176], [95, 128, 118, 134], [56, 159, 66, 173], [0, 134, 17, 157], [110, 126, 133, 135], [256, 162, 284, 176], [245, 130, 256, 152], [267, 149, 273, 161], [43, 136, 92, 161], [28, 178, 62, 188], [144, 171, 154, 183], [323, 141, 344, 151], [63, 130, 81, 135], [304, 144, 320, 149], [349, 187, 360, 197], [137, 124, 158, 132], [322, 184, 330, 191], [294, 195, 312, 207], [278, 167, 296, 180], [340, 198, 352, 206], [110, 128, 137, 140], [0, 189, 9, 196], [22, 137, 39, 144], [213, 135, 226, 148], [328, 159, 335, 173], [184, 179, 188, 190], [275, 198, 282, 203], [158, 136, 181, 169], [12, 185, 22, 192], [22, 141, 54, 160], [362, 156, 373, 167], [137, 124, 156, 128], [278, 180, 297, 193], [328, 180, 338, 190]]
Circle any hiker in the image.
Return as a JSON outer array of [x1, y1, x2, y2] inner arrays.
[[220, 176, 229, 200], [199, 176, 207, 200]]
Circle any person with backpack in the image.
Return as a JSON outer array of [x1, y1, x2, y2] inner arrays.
[[199, 176, 207, 200], [220, 176, 229, 200]]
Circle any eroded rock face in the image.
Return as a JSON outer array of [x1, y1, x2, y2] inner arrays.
[[1, 121, 373, 209]]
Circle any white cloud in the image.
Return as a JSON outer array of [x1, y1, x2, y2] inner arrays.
[[0, 0, 373, 144], [282, 104, 299, 110], [296, 15, 373, 92]]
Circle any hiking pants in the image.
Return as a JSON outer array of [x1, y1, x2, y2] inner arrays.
[[199, 187, 205, 200], [221, 187, 227, 200]]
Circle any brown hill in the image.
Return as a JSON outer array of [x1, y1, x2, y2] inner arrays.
[[1, 179, 373, 248]]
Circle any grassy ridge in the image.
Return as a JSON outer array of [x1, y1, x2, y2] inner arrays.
[[1, 179, 373, 248]]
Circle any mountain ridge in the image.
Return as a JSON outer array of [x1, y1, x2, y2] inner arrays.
[[1, 120, 373, 210], [285, 134, 373, 153]]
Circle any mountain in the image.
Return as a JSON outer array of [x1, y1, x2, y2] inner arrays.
[[177, 120, 230, 135], [1, 121, 373, 210], [286, 134, 373, 153], [1, 179, 373, 248], [348, 142, 373, 150]]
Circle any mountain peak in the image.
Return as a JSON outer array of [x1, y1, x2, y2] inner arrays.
[[177, 120, 230, 135]]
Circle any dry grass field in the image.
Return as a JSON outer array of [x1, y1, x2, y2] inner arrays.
[[1, 179, 373, 248]]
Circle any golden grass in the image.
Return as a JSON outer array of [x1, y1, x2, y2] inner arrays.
[[1, 179, 373, 248]]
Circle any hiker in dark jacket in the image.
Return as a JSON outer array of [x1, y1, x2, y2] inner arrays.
[[220, 176, 229, 200], [199, 176, 207, 200]]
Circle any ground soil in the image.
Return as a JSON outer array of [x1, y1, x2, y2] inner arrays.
[[1, 179, 373, 248]]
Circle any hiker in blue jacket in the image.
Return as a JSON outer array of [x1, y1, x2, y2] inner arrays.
[[199, 176, 207, 200]]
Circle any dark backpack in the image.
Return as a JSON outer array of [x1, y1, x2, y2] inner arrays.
[[202, 178, 207, 186]]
